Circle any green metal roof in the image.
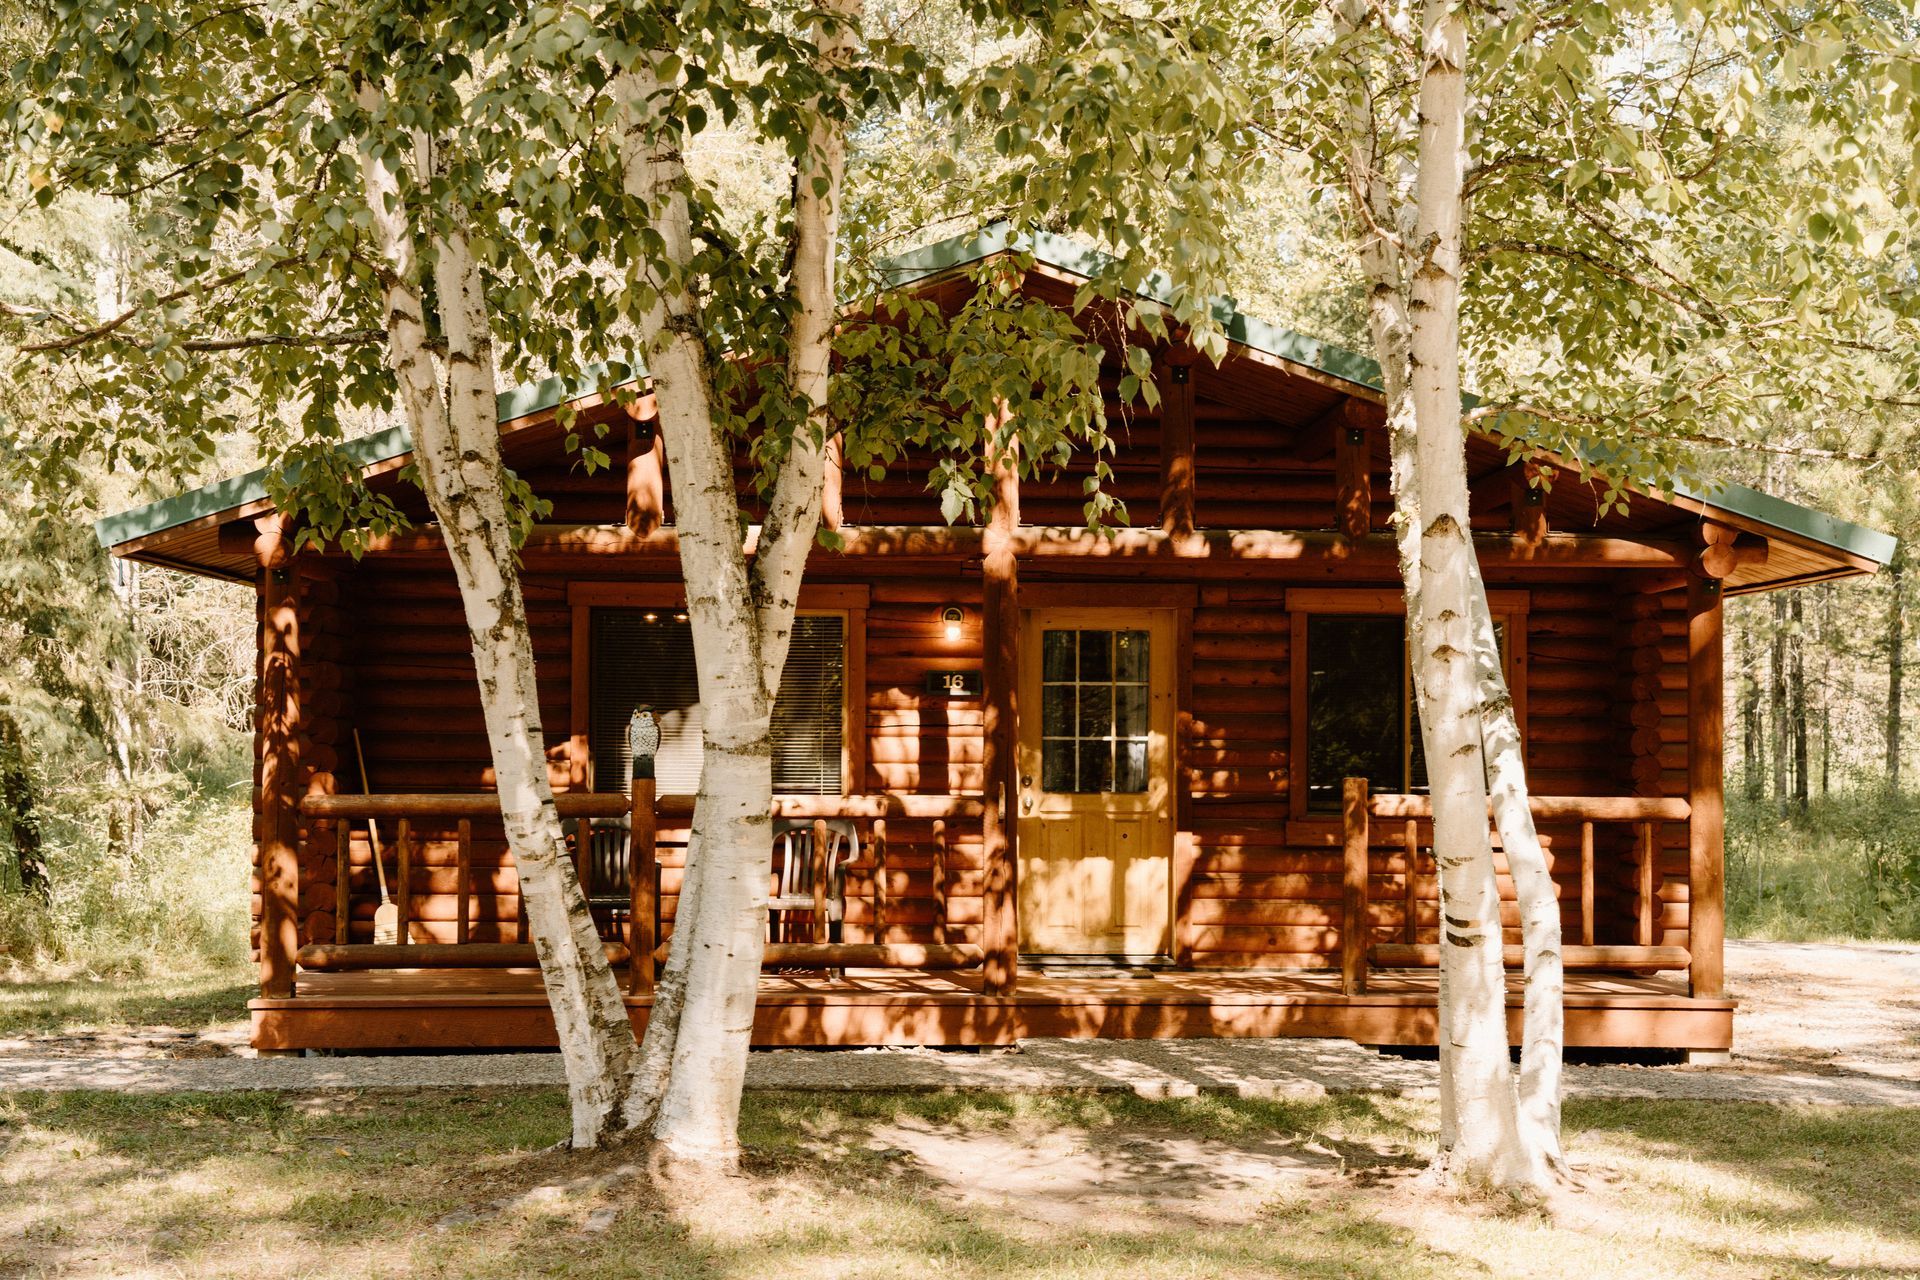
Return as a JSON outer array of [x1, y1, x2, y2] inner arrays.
[[98, 226, 1895, 569], [93, 360, 640, 549]]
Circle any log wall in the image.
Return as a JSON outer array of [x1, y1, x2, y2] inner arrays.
[[251, 383, 1705, 977]]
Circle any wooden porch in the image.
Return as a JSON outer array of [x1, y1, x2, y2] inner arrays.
[[250, 966, 1733, 1052], [254, 784, 1734, 1054]]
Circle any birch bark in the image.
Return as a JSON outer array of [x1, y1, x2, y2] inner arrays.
[[355, 86, 643, 1149], [1331, 0, 1557, 1188], [612, 0, 859, 1165]]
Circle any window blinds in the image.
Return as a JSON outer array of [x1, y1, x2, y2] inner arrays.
[[590, 610, 844, 795]]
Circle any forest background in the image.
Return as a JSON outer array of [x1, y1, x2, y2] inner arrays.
[[1, 7, 1916, 981]]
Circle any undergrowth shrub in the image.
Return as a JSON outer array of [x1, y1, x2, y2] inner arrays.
[[1727, 789, 1920, 942], [0, 714, 250, 977]]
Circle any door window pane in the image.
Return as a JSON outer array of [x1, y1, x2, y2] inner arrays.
[[1038, 628, 1151, 795]]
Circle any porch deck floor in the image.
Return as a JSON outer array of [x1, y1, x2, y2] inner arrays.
[[252, 967, 1733, 1053]]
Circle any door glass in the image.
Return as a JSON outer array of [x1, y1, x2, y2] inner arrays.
[[1039, 628, 1151, 794]]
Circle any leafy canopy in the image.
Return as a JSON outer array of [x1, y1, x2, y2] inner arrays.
[[4, 0, 1255, 539]]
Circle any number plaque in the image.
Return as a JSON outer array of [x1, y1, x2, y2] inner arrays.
[[923, 669, 984, 698]]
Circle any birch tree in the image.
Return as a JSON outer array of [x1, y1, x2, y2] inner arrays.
[[5, 0, 1249, 1165], [1251, 0, 1920, 1187]]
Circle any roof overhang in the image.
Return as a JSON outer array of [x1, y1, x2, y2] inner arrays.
[[98, 225, 1895, 588]]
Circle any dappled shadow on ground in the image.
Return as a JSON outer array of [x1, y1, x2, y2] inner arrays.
[[2, 1088, 1918, 1280], [0, 968, 254, 1053]]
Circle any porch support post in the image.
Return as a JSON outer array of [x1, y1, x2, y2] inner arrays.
[[980, 427, 1021, 995], [1335, 399, 1372, 539], [822, 432, 844, 531], [256, 515, 301, 1001], [1686, 569, 1725, 999], [1341, 777, 1370, 995], [1510, 457, 1547, 550], [1156, 346, 1196, 537], [624, 408, 667, 536]]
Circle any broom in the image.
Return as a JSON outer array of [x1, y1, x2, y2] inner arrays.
[[353, 729, 401, 945]]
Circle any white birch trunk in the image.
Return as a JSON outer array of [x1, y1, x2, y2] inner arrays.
[[1333, 0, 1558, 1187], [611, 0, 858, 1165], [1465, 566, 1564, 1174], [355, 88, 642, 1149], [1404, 0, 1533, 1186]]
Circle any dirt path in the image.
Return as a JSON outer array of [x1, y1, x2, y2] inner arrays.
[[1720, 939, 1920, 1081], [3, 941, 1916, 1105]]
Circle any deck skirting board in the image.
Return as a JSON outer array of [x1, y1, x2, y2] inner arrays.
[[250, 969, 1734, 1053]]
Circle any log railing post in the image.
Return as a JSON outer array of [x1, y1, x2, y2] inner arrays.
[[1342, 777, 1370, 994], [629, 773, 657, 994]]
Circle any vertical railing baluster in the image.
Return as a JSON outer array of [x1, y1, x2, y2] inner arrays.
[[1402, 819, 1418, 945], [334, 820, 351, 944], [1580, 820, 1595, 946], [456, 818, 472, 946]]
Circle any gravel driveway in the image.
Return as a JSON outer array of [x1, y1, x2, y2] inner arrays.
[[3, 940, 1916, 1105]]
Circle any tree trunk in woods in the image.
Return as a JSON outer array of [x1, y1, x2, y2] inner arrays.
[[1817, 586, 1832, 796], [355, 84, 644, 1149], [1770, 591, 1789, 809], [1789, 593, 1808, 813], [612, 1, 857, 1168], [1889, 554, 1905, 792], [0, 714, 50, 901], [1739, 615, 1763, 800], [1333, 0, 1558, 1190]]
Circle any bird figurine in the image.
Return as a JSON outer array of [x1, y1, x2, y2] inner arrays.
[[627, 705, 660, 780]]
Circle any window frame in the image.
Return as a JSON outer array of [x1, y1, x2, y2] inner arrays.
[[567, 582, 866, 799], [1286, 587, 1528, 821]]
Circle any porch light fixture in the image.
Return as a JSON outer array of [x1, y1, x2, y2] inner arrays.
[[940, 606, 965, 643]]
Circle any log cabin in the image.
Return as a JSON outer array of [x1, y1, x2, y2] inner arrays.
[[96, 227, 1896, 1057]]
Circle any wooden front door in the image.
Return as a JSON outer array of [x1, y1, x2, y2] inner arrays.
[[1016, 608, 1177, 957]]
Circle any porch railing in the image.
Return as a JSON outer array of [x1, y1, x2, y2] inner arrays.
[[1338, 777, 1692, 995], [295, 791, 985, 987]]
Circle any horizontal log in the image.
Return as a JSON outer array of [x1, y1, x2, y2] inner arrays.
[[304, 791, 984, 821], [648, 940, 983, 969], [1369, 943, 1691, 971], [296, 942, 630, 970], [306, 792, 630, 819], [1367, 793, 1689, 821], [331, 522, 1691, 570]]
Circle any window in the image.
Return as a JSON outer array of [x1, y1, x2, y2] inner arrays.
[[1040, 627, 1151, 793], [590, 611, 845, 795], [1303, 610, 1512, 812]]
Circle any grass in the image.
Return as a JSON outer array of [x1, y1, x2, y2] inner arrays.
[[0, 963, 253, 1038], [1728, 789, 1920, 942], [0, 1088, 1914, 1279]]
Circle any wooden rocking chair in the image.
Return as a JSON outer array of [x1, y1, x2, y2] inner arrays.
[[769, 818, 858, 972]]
